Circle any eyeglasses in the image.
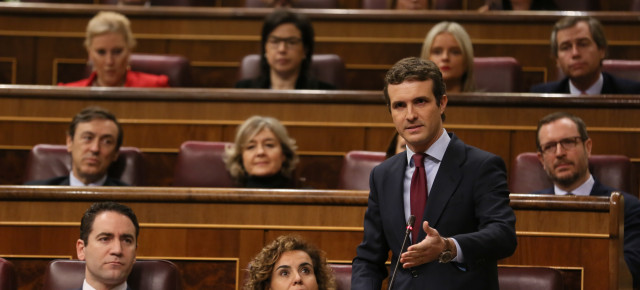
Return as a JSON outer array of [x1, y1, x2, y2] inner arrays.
[[539, 136, 583, 155], [267, 37, 302, 49]]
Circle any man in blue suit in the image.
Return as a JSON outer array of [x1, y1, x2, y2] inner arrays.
[[534, 112, 640, 287], [76, 201, 139, 290], [351, 57, 517, 289], [530, 16, 640, 95]]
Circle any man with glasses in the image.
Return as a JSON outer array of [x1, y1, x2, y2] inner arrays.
[[535, 111, 640, 286]]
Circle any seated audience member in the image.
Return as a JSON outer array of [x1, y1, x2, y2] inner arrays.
[[235, 10, 335, 90], [25, 106, 127, 186], [479, 0, 557, 11], [59, 11, 169, 87], [244, 234, 336, 290], [534, 112, 640, 287], [421, 22, 475, 93], [531, 16, 640, 94], [77, 201, 139, 290], [224, 116, 299, 188], [384, 132, 407, 159]]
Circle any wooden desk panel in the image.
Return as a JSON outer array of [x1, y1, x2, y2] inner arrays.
[[1, 86, 640, 194], [0, 187, 631, 289], [2, 4, 640, 89]]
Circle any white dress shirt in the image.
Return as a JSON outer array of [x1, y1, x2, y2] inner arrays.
[[402, 128, 463, 263]]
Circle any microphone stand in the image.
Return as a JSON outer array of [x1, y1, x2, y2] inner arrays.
[[388, 215, 415, 290]]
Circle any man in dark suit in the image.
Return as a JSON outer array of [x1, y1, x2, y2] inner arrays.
[[76, 201, 138, 290], [351, 57, 517, 289], [25, 106, 127, 186], [534, 112, 640, 287], [530, 16, 640, 94]]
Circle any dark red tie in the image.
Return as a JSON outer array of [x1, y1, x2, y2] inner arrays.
[[410, 153, 427, 244]]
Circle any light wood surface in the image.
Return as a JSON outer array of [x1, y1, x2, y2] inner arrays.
[[0, 187, 631, 289]]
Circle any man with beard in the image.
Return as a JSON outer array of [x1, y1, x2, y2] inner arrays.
[[534, 111, 640, 287]]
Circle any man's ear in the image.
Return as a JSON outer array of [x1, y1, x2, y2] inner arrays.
[[66, 134, 73, 153], [76, 239, 86, 261], [584, 138, 593, 157], [439, 94, 448, 114], [537, 151, 545, 168], [111, 150, 120, 163]]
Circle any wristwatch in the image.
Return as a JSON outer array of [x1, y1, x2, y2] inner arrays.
[[438, 237, 454, 263]]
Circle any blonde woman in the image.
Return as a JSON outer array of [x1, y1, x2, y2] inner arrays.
[[421, 21, 475, 93]]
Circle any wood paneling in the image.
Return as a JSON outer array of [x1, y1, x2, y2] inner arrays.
[[2, 4, 640, 89], [0, 187, 631, 289], [1, 86, 640, 194]]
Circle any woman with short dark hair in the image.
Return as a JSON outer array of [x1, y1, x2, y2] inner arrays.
[[235, 10, 334, 90]]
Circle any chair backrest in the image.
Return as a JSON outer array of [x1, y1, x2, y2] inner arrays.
[[557, 59, 640, 83], [172, 141, 236, 187], [85, 53, 191, 87], [0, 258, 17, 290], [329, 264, 351, 290], [498, 266, 564, 290], [42, 259, 181, 290], [337, 151, 386, 190], [24, 144, 144, 186], [602, 59, 640, 83], [237, 54, 346, 89], [474, 57, 523, 92], [244, 0, 339, 8], [509, 152, 632, 195]]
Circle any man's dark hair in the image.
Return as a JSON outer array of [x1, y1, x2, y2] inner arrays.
[[259, 9, 314, 82], [79, 201, 139, 245], [550, 16, 607, 58], [68, 106, 123, 150], [536, 112, 589, 151], [383, 57, 446, 121]]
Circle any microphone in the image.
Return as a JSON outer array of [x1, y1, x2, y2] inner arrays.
[[388, 215, 415, 290]]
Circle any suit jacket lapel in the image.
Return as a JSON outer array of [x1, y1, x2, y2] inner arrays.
[[559, 78, 571, 93], [600, 72, 615, 94], [385, 152, 411, 246], [424, 133, 464, 231]]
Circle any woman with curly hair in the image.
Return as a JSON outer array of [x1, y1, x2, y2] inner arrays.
[[245, 235, 336, 290]]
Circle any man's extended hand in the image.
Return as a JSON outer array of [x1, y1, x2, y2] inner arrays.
[[400, 221, 446, 268]]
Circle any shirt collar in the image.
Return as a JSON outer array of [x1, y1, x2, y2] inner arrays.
[[69, 172, 108, 186], [569, 73, 603, 95], [554, 174, 594, 196], [405, 128, 450, 166], [82, 279, 128, 290]]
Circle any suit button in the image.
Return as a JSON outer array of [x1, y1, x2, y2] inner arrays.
[[411, 269, 418, 277]]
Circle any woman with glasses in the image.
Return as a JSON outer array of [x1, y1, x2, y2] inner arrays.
[[235, 9, 335, 90]]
